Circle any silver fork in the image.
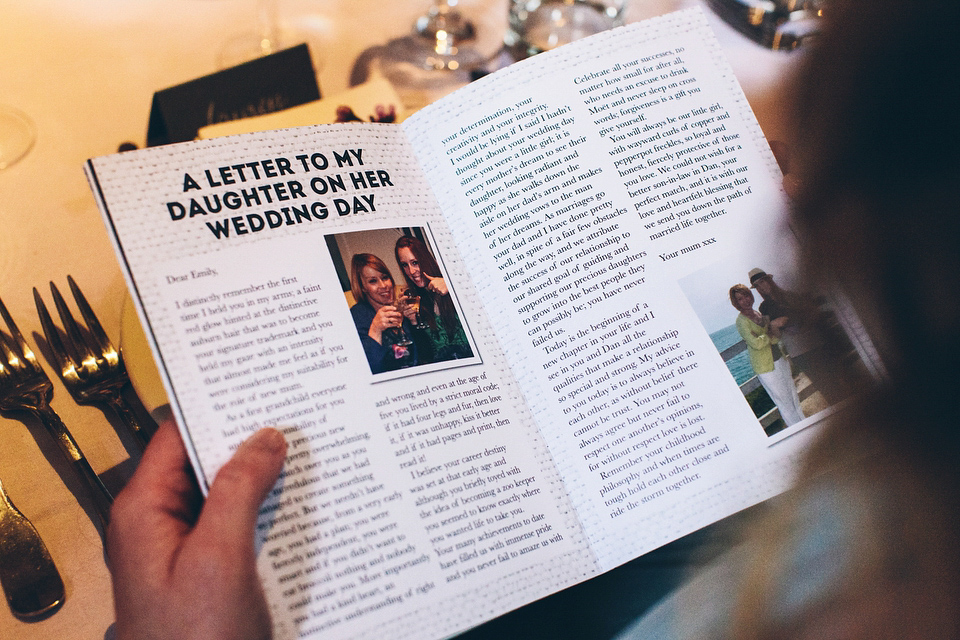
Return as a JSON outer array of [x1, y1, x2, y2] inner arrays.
[[34, 276, 156, 449], [0, 295, 112, 529]]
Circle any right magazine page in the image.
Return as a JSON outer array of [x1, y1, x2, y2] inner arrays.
[[403, 8, 877, 569]]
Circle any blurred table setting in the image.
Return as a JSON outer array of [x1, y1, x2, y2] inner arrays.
[[0, 0, 803, 637]]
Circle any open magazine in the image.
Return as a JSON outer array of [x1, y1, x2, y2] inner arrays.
[[86, 9, 876, 640]]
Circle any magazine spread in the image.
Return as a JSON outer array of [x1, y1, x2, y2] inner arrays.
[[85, 9, 872, 640]]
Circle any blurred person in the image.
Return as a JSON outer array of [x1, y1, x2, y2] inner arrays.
[[749, 267, 854, 403], [617, 0, 960, 637], [730, 283, 805, 426]]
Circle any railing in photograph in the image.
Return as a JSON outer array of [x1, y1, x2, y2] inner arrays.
[[720, 339, 782, 431]]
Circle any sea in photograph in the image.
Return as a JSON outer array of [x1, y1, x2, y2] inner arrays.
[[710, 323, 753, 385]]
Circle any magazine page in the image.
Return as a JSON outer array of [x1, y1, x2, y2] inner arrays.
[[403, 8, 863, 569], [86, 126, 595, 639]]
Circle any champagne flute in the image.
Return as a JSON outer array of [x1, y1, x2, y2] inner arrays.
[[0, 105, 35, 170], [402, 289, 426, 330], [391, 291, 414, 347]]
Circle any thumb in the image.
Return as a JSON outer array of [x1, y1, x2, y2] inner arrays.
[[194, 428, 287, 546]]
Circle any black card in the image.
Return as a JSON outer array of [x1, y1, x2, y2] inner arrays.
[[146, 44, 321, 147]]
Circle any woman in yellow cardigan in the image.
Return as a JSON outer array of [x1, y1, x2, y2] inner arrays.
[[730, 283, 804, 426]]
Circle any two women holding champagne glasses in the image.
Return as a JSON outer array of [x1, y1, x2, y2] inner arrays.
[[349, 234, 472, 374]]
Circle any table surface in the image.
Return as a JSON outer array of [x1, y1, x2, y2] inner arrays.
[[0, 1, 796, 637]]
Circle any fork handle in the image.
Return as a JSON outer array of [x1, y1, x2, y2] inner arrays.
[[32, 406, 113, 531], [105, 393, 157, 449], [0, 479, 65, 618]]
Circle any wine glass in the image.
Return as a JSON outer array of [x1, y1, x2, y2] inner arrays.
[[386, 289, 414, 348], [401, 289, 426, 330], [382, 289, 415, 368], [506, 0, 627, 59], [377, 1, 500, 111], [408, 0, 486, 72], [218, 0, 282, 68], [218, 0, 323, 71], [0, 105, 35, 170]]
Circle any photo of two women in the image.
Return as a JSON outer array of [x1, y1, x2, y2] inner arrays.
[[325, 226, 475, 376]]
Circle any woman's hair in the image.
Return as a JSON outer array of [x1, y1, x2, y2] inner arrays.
[[728, 284, 752, 310], [787, 0, 960, 511], [394, 235, 457, 329], [789, 0, 960, 402], [395, 236, 442, 286], [349, 253, 393, 305], [726, 1, 960, 635]]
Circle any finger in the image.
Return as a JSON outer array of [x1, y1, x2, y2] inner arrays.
[[192, 429, 287, 549], [425, 275, 446, 294], [125, 419, 189, 488]]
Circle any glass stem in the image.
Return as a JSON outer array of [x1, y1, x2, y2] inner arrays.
[[255, 0, 281, 56]]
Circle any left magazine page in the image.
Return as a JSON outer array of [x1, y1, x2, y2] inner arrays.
[[85, 125, 596, 639]]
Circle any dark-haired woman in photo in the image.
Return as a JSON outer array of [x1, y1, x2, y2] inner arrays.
[[395, 236, 472, 363]]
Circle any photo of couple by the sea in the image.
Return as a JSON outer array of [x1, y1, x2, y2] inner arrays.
[[325, 226, 477, 377], [682, 260, 869, 437]]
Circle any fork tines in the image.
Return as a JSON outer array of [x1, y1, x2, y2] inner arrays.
[[0, 295, 41, 384], [35, 277, 117, 380], [35, 276, 154, 448]]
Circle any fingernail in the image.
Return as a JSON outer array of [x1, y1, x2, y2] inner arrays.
[[245, 428, 286, 455]]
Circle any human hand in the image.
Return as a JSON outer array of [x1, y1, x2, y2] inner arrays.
[[108, 419, 287, 640], [424, 275, 448, 296], [369, 305, 402, 343], [399, 296, 419, 323], [770, 316, 790, 330]]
